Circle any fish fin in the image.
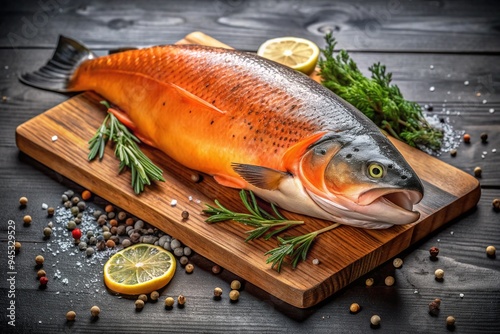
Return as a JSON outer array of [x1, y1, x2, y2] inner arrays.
[[213, 174, 247, 189], [18, 35, 96, 93], [169, 83, 226, 115], [282, 131, 328, 170], [107, 107, 156, 147], [232, 163, 290, 190]]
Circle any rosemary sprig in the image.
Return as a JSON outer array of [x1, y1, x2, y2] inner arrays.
[[265, 224, 339, 272], [318, 33, 443, 151], [88, 101, 165, 194], [204, 190, 304, 242]]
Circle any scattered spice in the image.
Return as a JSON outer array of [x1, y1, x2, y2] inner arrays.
[[214, 287, 223, 298], [463, 133, 471, 143], [428, 298, 441, 316], [37, 269, 46, 278], [137, 294, 148, 302], [19, 196, 28, 206], [181, 210, 189, 220], [230, 280, 242, 290], [135, 299, 145, 310], [450, 148, 457, 157], [212, 265, 221, 274], [446, 315, 456, 328], [480, 132, 488, 143], [229, 290, 240, 301], [486, 245, 496, 257], [429, 246, 439, 258], [14, 241, 21, 252], [384, 276, 395, 286], [72, 228, 82, 240], [474, 166, 482, 177], [106, 240, 116, 248], [66, 311, 76, 321], [150, 291, 160, 301], [90, 306, 100, 317], [81, 190, 92, 201], [312, 258, 320, 265], [47, 207, 55, 216], [23, 215, 32, 225], [35, 255, 45, 266], [365, 278, 374, 287], [39, 276, 48, 286], [435, 268, 445, 280], [43, 227, 52, 238], [185, 263, 194, 274], [164, 297, 175, 308], [370, 315, 381, 327], [349, 303, 361, 314], [493, 199, 500, 211], [393, 258, 403, 268], [177, 295, 186, 306]]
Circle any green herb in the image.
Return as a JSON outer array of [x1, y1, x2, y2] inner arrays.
[[88, 101, 165, 194], [204, 190, 304, 242], [204, 190, 340, 271], [318, 33, 443, 151], [265, 224, 339, 272]]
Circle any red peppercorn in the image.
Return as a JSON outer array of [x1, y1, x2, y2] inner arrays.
[[429, 246, 439, 258], [72, 228, 82, 240], [463, 133, 471, 143], [39, 276, 49, 286]]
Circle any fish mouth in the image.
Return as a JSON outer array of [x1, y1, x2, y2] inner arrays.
[[358, 188, 423, 210]]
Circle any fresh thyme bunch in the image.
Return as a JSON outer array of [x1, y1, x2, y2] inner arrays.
[[318, 33, 443, 151]]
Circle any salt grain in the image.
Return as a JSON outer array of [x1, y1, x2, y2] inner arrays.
[[489, 108, 495, 113], [51, 135, 58, 142], [429, 86, 435, 92], [42, 203, 48, 210], [170, 199, 177, 207], [464, 80, 469, 85], [482, 99, 487, 104]]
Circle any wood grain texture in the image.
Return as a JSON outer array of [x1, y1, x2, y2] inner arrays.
[[14, 32, 480, 307]]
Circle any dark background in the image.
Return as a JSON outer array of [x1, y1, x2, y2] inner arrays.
[[1, 0, 499, 333]]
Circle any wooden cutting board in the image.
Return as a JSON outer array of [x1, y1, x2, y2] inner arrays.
[[15, 32, 480, 308]]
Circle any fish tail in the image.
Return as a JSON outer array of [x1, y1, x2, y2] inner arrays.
[[18, 35, 95, 92]]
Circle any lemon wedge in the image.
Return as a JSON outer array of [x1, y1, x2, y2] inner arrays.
[[257, 37, 320, 75], [103, 244, 176, 295]]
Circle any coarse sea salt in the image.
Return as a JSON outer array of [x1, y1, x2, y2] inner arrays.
[[51, 135, 58, 142]]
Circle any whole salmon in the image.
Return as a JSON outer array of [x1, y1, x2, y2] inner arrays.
[[20, 36, 423, 229]]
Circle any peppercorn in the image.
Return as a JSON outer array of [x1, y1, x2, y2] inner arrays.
[[435, 268, 445, 280], [429, 246, 439, 258], [86, 247, 95, 257], [212, 265, 221, 274], [47, 207, 55, 216], [181, 210, 189, 220], [23, 215, 32, 225], [125, 217, 134, 226], [214, 287, 223, 298], [103, 231, 112, 240], [370, 315, 381, 327], [463, 133, 471, 143], [164, 297, 175, 308], [72, 228, 82, 240], [71, 196, 80, 205], [105, 240, 115, 248], [37, 269, 46, 278], [35, 255, 44, 266], [179, 256, 189, 266], [96, 240, 106, 251], [39, 276, 48, 286], [231, 280, 242, 290], [428, 298, 441, 316], [446, 315, 456, 328], [450, 149, 457, 157], [117, 211, 127, 221], [493, 199, 500, 211], [43, 227, 52, 238], [107, 211, 115, 219], [480, 132, 488, 143], [90, 305, 100, 317], [150, 291, 160, 301], [185, 263, 194, 274], [384, 276, 395, 286], [19, 196, 28, 206], [486, 245, 496, 257], [135, 299, 145, 310], [81, 190, 92, 201], [105, 204, 114, 213], [177, 295, 186, 305], [393, 258, 403, 268], [474, 166, 482, 177], [349, 303, 361, 314], [365, 278, 374, 287], [229, 290, 239, 301], [14, 241, 21, 252], [66, 311, 76, 321], [66, 220, 76, 230], [138, 294, 148, 302]]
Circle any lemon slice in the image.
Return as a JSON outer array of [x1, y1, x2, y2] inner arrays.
[[257, 37, 320, 75], [104, 244, 176, 295]]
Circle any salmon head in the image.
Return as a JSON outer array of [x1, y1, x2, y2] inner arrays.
[[291, 131, 424, 229]]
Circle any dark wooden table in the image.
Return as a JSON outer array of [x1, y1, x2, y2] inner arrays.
[[1, 1, 499, 333]]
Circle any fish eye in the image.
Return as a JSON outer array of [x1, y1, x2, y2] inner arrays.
[[368, 163, 384, 179]]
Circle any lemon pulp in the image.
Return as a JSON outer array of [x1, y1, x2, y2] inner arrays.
[[257, 37, 320, 75], [103, 244, 176, 295]]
